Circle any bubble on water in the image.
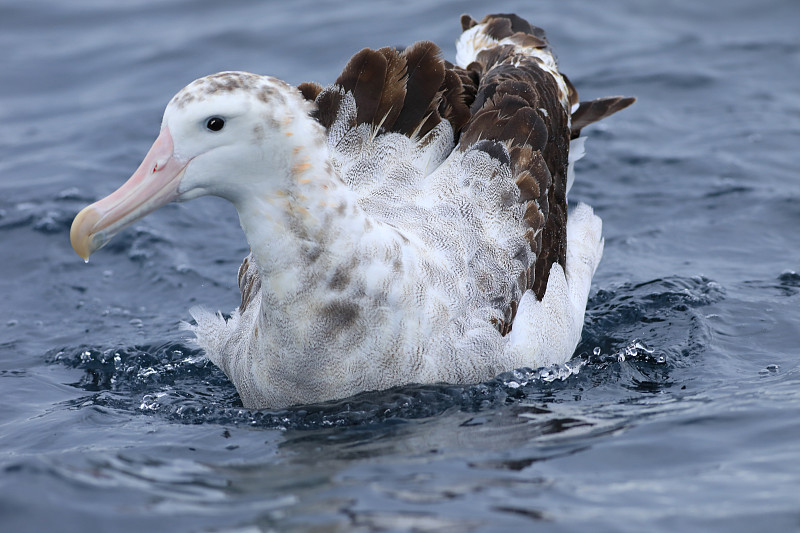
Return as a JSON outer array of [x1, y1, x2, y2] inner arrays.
[[140, 392, 168, 411], [759, 364, 779, 376], [138, 367, 158, 378]]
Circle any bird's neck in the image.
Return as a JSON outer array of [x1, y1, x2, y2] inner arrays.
[[231, 127, 367, 304]]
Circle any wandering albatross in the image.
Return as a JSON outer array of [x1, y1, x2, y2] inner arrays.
[[70, 14, 635, 409]]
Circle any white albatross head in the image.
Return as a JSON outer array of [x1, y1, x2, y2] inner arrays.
[[70, 71, 318, 260]]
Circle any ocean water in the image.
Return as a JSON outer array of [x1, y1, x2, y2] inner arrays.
[[1, 0, 799, 531]]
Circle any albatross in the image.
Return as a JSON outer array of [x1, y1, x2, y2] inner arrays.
[[70, 14, 634, 409]]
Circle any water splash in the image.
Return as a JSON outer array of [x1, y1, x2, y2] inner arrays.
[[587, 339, 666, 366], [48, 337, 675, 431], [498, 358, 586, 390], [577, 275, 722, 367], [48, 276, 713, 430]]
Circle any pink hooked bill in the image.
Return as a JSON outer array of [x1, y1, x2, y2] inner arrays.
[[70, 126, 189, 261]]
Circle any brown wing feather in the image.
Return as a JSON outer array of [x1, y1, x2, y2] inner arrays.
[[374, 47, 408, 131], [455, 13, 634, 334], [458, 16, 571, 316], [335, 48, 389, 126], [437, 68, 471, 134], [460, 14, 478, 31], [570, 96, 636, 138], [393, 41, 446, 137], [480, 13, 536, 39], [297, 81, 323, 102], [312, 87, 351, 131], [309, 39, 473, 141]]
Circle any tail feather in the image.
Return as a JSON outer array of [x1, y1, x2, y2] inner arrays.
[[570, 95, 637, 138]]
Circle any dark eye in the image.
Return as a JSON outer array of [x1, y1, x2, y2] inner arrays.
[[205, 116, 225, 132]]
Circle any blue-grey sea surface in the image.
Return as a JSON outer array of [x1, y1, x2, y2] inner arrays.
[[1, 0, 799, 531]]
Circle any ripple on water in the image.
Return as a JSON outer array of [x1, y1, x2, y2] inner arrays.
[[578, 275, 724, 362]]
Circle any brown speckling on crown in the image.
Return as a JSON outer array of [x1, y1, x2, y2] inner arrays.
[[257, 86, 280, 104], [171, 72, 290, 107], [204, 73, 249, 93], [171, 90, 197, 109]]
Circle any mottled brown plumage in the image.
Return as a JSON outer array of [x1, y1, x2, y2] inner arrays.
[[297, 81, 323, 102], [237, 253, 261, 312], [458, 40, 571, 304], [312, 87, 350, 131]]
